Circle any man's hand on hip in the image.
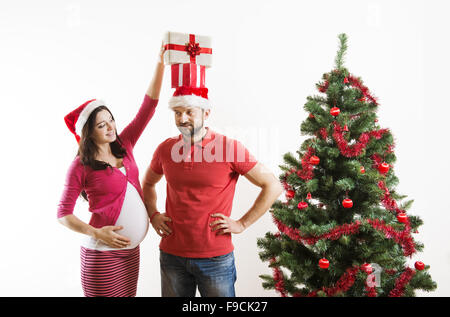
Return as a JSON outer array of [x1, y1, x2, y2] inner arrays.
[[210, 213, 245, 235]]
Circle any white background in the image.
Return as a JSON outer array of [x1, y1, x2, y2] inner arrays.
[[0, 0, 449, 297]]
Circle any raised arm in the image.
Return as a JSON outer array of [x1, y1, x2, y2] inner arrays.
[[146, 43, 165, 99], [119, 43, 165, 147], [210, 162, 283, 234]]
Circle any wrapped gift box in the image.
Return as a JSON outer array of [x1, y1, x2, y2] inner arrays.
[[171, 63, 206, 88], [163, 31, 212, 67]]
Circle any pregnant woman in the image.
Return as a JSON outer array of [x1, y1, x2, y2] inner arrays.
[[57, 44, 165, 297]]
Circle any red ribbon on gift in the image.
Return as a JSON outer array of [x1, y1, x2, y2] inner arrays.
[[164, 34, 212, 63]]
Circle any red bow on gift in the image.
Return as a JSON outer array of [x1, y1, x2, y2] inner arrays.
[[186, 42, 201, 57]]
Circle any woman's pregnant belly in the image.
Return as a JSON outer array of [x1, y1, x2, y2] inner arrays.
[[114, 182, 149, 249], [81, 181, 149, 251]]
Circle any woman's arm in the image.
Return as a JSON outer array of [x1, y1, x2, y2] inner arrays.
[[57, 159, 131, 248], [58, 215, 131, 249], [146, 43, 165, 99], [119, 43, 165, 148]]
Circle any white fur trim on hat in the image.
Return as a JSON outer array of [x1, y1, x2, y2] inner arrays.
[[168, 95, 211, 110], [75, 99, 106, 135]]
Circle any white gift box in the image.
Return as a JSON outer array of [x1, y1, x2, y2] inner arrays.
[[163, 31, 212, 67]]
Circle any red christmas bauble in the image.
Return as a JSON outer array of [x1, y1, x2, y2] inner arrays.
[[343, 77, 349, 84], [397, 213, 408, 223], [286, 190, 295, 200], [306, 192, 312, 200], [343, 125, 349, 131], [309, 113, 315, 119], [360, 166, 365, 174], [309, 156, 320, 165], [361, 263, 373, 274], [342, 198, 353, 208], [330, 107, 340, 116], [358, 96, 366, 102], [415, 261, 425, 271], [319, 258, 329, 269], [378, 162, 390, 173], [297, 201, 308, 210]]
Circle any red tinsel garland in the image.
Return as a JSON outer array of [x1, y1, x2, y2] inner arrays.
[[384, 269, 397, 275], [332, 122, 390, 158], [387, 144, 395, 153], [282, 147, 316, 183], [374, 179, 416, 255], [333, 123, 370, 157], [297, 147, 316, 181], [270, 258, 288, 297], [272, 215, 361, 245], [377, 180, 407, 215], [291, 267, 359, 297], [319, 128, 328, 140], [371, 153, 382, 168], [389, 268, 416, 297], [347, 74, 379, 106], [316, 73, 378, 107], [289, 266, 369, 297], [368, 128, 390, 140], [365, 284, 377, 297], [272, 215, 416, 257], [366, 219, 416, 256], [322, 267, 360, 296]]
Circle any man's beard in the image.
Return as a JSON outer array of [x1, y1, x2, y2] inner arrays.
[[177, 113, 205, 138], [177, 123, 204, 138]]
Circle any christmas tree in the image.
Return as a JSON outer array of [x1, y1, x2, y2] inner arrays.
[[257, 34, 436, 297]]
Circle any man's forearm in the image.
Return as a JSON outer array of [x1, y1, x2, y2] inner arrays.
[[238, 182, 282, 229], [143, 185, 159, 218]]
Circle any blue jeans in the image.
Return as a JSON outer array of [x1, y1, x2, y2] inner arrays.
[[160, 250, 237, 297]]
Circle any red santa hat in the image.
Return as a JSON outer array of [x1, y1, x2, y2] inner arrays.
[[168, 86, 211, 110], [64, 99, 106, 142]]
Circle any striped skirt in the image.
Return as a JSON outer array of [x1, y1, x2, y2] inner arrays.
[[80, 245, 140, 297]]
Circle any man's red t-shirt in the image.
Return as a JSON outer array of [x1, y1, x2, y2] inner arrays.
[[148, 127, 257, 258]]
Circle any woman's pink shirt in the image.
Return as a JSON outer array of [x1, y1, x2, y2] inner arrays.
[[57, 95, 158, 228]]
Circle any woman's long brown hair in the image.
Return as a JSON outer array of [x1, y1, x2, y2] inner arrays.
[[77, 106, 126, 200]]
